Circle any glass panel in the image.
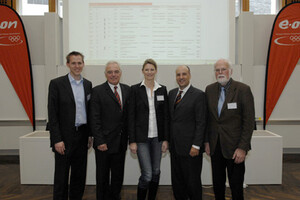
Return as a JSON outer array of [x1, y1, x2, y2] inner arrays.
[[28, 0, 48, 5], [20, 0, 49, 15], [250, 0, 277, 14], [58, 0, 63, 18], [235, 0, 241, 17]]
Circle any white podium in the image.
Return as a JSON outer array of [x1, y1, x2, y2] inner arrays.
[[245, 130, 282, 184], [19, 130, 282, 185]]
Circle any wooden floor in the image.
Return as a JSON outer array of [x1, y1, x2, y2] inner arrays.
[[1, 155, 300, 200]]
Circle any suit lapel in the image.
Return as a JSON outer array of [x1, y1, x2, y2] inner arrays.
[[222, 80, 237, 112], [169, 88, 178, 116], [171, 88, 178, 108], [175, 86, 193, 110], [105, 82, 121, 108], [120, 83, 128, 109], [219, 80, 237, 116], [83, 78, 90, 110], [211, 83, 220, 119], [139, 85, 149, 107], [63, 75, 75, 103], [153, 87, 163, 109], [154, 89, 158, 109]]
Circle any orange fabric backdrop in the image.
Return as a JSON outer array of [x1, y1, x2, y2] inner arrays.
[[0, 5, 35, 129], [264, 3, 300, 128]]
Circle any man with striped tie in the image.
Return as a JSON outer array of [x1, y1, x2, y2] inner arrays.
[[168, 65, 207, 200], [89, 61, 131, 200]]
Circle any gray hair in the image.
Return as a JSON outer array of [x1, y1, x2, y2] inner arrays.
[[106, 60, 120, 68], [214, 58, 232, 69]]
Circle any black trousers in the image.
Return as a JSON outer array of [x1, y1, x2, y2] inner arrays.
[[171, 150, 203, 200], [95, 149, 126, 200], [211, 140, 245, 200], [53, 128, 88, 200]]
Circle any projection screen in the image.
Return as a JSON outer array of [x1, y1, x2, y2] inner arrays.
[[63, 0, 235, 65]]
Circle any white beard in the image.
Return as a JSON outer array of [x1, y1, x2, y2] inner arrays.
[[217, 75, 230, 85]]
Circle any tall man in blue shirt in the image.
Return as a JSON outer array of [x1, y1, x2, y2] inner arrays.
[[48, 51, 93, 200]]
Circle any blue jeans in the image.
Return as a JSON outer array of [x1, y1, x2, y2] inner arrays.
[[137, 137, 162, 189]]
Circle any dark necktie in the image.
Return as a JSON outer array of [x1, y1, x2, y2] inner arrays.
[[218, 87, 225, 117], [174, 90, 183, 108], [114, 86, 122, 109]]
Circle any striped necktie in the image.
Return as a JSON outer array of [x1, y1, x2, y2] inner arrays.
[[174, 90, 183, 108], [114, 86, 122, 109]]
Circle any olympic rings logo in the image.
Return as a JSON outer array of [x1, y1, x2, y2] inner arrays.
[[8, 35, 21, 42], [290, 35, 300, 42]]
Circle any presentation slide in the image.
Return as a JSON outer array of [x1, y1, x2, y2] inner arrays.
[[66, 0, 233, 65]]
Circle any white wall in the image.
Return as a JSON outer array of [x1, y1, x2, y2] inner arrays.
[[1, 12, 300, 154]]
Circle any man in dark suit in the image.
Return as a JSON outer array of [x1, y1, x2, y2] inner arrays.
[[169, 65, 207, 200], [205, 59, 255, 200], [48, 51, 93, 200], [89, 61, 130, 200]]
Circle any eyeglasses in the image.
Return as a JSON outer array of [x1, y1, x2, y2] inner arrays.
[[214, 68, 228, 73], [106, 70, 120, 75]]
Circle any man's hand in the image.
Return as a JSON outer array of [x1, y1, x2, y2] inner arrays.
[[55, 141, 65, 155], [205, 142, 210, 156], [97, 144, 108, 151], [129, 143, 137, 154], [232, 148, 246, 164], [88, 137, 93, 149], [189, 146, 199, 157], [161, 141, 169, 153]]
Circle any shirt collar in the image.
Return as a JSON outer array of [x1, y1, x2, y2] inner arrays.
[[140, 80, 162, 91], [68, 73, 83, 84], [179, 83, 191, 93], [108, 82, 120, 90], [218, 78, 232, 91]]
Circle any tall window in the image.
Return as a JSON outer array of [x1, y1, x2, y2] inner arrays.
[[250, 0, 278, 14], [58, 0, 63, 18], [19, 0, 49, 15], [28, 0, 48, 4], [235, 0, 241, 16]]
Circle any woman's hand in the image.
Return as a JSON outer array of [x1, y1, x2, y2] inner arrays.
[[129, 142, 138, 154]]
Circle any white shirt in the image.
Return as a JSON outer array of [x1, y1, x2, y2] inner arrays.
[[176, 83, 191, 100], [108, 82, 123, 107], [140, 80, 162, 138]]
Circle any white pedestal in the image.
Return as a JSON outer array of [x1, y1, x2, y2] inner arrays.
[[19, 131, 54, 184], [245, 130, 282, 184], [19, 130, 282, 185]]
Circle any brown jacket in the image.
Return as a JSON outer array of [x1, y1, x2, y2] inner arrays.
[[205, 79, 255, 159]]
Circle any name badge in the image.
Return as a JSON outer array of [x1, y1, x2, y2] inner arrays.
[[227, 102, 237, 109], [157, 95, 164, 101], [87, 94, 91, 101]]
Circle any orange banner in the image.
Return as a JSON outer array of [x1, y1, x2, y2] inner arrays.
[[264, 3, 300, 128], [0, 5, 35, 129]]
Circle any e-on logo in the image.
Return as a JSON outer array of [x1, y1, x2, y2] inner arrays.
[[279, 20, 300, 30], [0, 21, 17, 29]]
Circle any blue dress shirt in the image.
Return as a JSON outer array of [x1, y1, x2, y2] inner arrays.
[[68, 73, 87, 126]]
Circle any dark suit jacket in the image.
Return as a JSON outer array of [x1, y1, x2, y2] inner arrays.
[[89, 82, 130, 154], [205, 79, 255, 159], [48, 74, 92, 152], [128, 83, 169, 143], [169, 86, 207, 156]]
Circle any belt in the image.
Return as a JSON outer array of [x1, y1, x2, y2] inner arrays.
[[75, 124, 87, 131]]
